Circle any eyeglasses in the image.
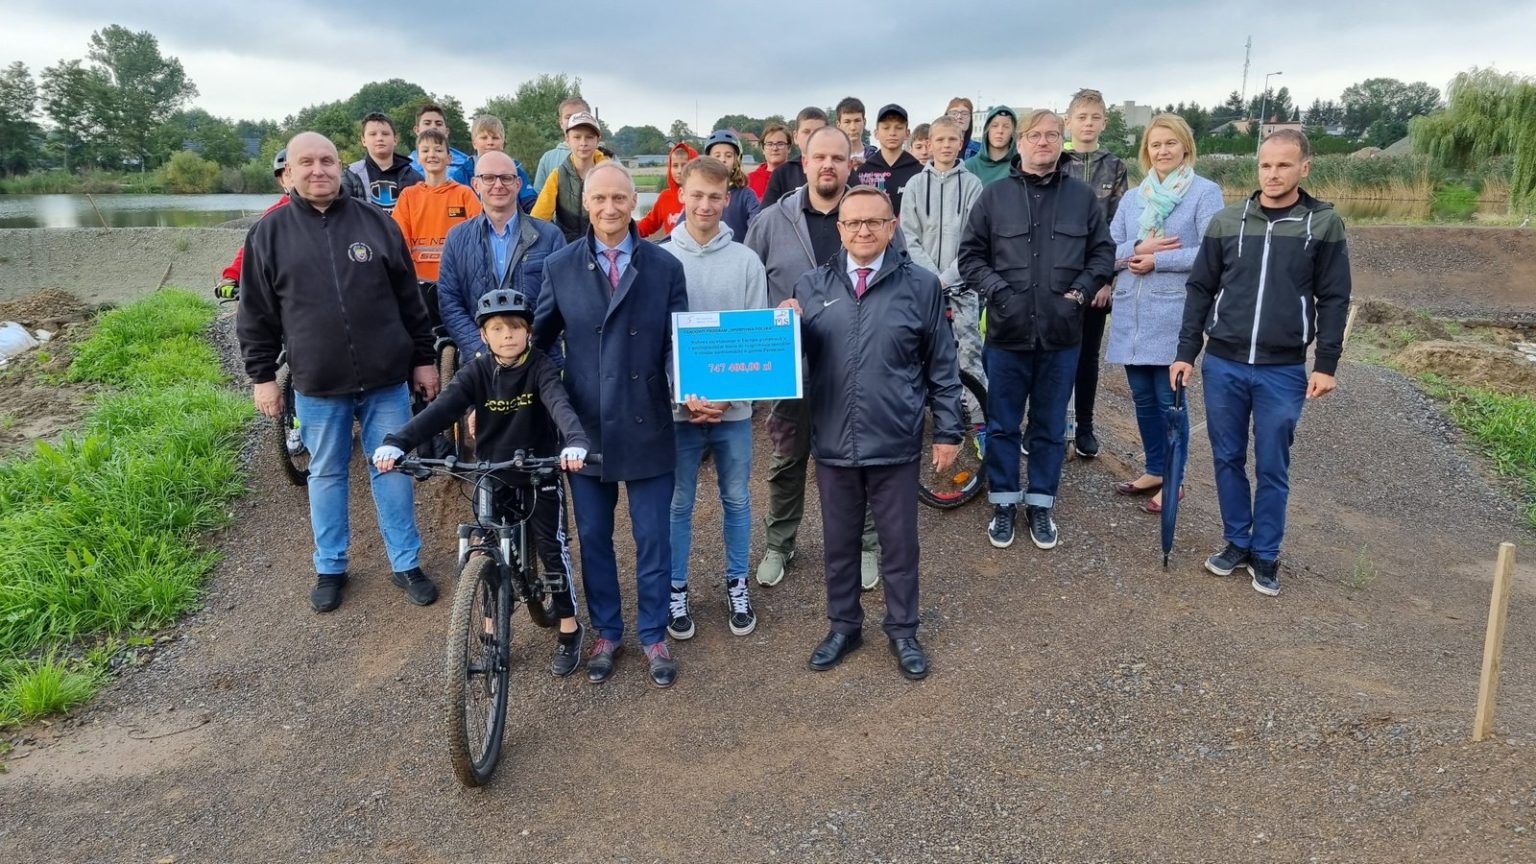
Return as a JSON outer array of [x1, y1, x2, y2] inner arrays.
[[946, 108, 971, 119], [763, 141, 790, 148], [475, 174, 520, 187], [837, 218, 894, 232], [1023, 130, 1063, 143]]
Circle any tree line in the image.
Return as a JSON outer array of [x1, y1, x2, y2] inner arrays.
[[0, 23, 1528, 212]]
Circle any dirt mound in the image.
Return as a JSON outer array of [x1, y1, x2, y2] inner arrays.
[[1353, 297, 1451, 339], [1348, 225, 1536, 321], [1393, 338, 1536, 394], [0, 288, 93, 330]]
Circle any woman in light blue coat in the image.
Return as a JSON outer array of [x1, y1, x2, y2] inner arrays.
[[1106, 114, 1225, 512]]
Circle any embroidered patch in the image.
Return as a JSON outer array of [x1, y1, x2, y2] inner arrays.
[[348, 242, 373, 263], [448, 206, 466, 218]]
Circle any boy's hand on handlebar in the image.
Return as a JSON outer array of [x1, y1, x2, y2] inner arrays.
[[560, 446, 587, 472], [372, 445, 405, 472]]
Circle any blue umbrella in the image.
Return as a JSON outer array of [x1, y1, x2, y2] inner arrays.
[[1161, 372, 1190, 568]]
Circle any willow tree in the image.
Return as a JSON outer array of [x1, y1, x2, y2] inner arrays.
[[1412, 68, 1536, 213]]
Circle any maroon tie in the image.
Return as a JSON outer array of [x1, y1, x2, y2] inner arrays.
[[603, 249, 621, 293], [854, 267, 872, 299]]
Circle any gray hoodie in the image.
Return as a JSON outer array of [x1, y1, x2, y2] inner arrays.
[[663, 221, 769, 422], [900, 160, 983, 289]]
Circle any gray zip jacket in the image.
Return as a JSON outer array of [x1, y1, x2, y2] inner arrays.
[[792, 247, 963, 467], [663, 221, 769, 422], [900, 161, 983, 289]]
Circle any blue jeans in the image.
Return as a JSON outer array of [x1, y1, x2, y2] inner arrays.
[[1202, 354, 1308, 561], [671, 419, 752, 587], [568, 471, 673, 646], [1125, 364, 1185, 477], [293, 383, 422, 575], [983, 344, 1080, 508]]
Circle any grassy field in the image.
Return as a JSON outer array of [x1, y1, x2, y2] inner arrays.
[[0, 290, 250, 725]]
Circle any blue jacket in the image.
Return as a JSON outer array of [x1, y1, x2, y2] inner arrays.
[[533, 225, 689, 482], [724, 186, 761, 244], [438, 212, 567, 358]]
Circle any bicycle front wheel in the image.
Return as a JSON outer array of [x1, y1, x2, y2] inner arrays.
[[918, 370, 988, 510], [445, 555, 510, 787], [274, 365, 310, 487]]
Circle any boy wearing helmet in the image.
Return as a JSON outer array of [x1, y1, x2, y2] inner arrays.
[[701, 129, 762, 243], [214, 149, 291, 299], [373, 289, 593, 677]]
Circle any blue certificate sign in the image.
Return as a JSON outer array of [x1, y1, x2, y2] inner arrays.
[[671, 308, 802, 402]]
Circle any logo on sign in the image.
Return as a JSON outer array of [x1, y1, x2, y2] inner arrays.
[[348, 242, 373, 263]]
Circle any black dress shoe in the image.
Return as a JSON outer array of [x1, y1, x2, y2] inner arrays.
[[889, 637, 929, 680], [808, 630, 862, 671]]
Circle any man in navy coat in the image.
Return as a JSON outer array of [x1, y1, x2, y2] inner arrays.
[[534, 161, 689, 688]]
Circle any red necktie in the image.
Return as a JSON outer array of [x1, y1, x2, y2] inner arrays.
[[603, 249, 621, 293], [854, 267, 872, 299]]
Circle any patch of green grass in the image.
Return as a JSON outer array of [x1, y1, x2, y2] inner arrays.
[[0, 656, 101, 722], [0, 288, 252, 726], [1348, 546, 1379, 590], [1421, 374, 1536, 528]]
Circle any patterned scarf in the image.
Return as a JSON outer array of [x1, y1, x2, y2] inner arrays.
[[1136, 163, 1194, 240]]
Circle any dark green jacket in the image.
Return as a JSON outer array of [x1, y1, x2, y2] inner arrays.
[[962, 105, 1018, 187], [1177, 189, 1352, 374]]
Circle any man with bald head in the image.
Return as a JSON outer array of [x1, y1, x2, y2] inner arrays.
[[438, 149, 567, 361], [534, 160, 689, 688], [238, 131, 442, 614]]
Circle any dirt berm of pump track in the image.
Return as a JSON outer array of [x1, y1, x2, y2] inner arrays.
[[0, 222, 1534, 863]]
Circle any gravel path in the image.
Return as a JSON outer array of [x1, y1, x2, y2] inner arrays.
[[3, 298, 1534, 861]]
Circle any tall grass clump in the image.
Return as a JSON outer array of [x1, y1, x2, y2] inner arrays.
[[0, 289, 252, 725]]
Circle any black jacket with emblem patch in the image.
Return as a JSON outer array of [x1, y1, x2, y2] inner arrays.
[[238, 191, 435, 396], [383, 347, 588, 462]]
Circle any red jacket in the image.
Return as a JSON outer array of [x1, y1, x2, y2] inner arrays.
[[221, 196, 290, 282], [748, 162, 775, 200], [635, 141, 697, 239]]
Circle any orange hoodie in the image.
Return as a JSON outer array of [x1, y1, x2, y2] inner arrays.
[[392, 179, 482, 281], [635, 141, 698, 239]]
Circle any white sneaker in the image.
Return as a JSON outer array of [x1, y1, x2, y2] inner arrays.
[[860, 550, 880, 591], [755, 548, 794, 587]]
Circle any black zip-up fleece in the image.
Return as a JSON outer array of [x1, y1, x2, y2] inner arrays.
[[238, 191, 435, 396], [384, 347, 588, 461], [1177, 189, 1352, 374]]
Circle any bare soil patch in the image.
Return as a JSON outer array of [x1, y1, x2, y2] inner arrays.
[[0, 289, 94, 458], [1395, 338, 1536, 395]]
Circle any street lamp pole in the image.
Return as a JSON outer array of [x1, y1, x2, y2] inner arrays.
[[1257, 70, 1283, 157]]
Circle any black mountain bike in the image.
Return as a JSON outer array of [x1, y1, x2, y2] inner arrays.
[[918, 286, 989, 510], [216, 289, 310, 486], [416, 280, 470, 461], [400, 451, 596, 787]]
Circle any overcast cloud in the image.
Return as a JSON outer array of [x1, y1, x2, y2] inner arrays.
[[7, 0, 1536, 131]]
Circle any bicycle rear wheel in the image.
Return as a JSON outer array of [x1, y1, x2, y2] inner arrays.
[[918, 370, 988, 510], [437, 342, 473, 460], [274, 365, 310, 487], [445, 555, 510, 787]]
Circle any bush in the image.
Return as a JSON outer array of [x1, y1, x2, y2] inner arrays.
[[162, 150, 221, 194]]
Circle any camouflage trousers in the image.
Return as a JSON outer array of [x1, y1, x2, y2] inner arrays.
[[950, 289, 986, 416]]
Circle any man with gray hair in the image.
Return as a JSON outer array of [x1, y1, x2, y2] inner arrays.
[[534, 159, 689, 688], [238, 131, 441, 613]]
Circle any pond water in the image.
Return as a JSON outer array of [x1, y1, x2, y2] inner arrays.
[[0, 192, 664, 229]]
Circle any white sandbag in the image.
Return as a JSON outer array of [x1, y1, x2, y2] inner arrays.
[[0, 321, 40, 360]]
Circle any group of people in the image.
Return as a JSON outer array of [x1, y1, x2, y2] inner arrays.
[[230, 86, 1351, 688]]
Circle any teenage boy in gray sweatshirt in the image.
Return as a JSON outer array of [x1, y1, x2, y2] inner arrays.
[[662, 156, 770, 641], [902, 115, 985, 402]]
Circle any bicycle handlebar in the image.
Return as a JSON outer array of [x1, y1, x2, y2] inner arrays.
[[400, 451, 601, 474]]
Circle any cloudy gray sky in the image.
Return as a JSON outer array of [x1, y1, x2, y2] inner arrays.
[[8, 0, 1536, 130]]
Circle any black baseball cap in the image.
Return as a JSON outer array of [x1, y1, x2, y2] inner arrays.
[[876, 104, 908, 123]]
